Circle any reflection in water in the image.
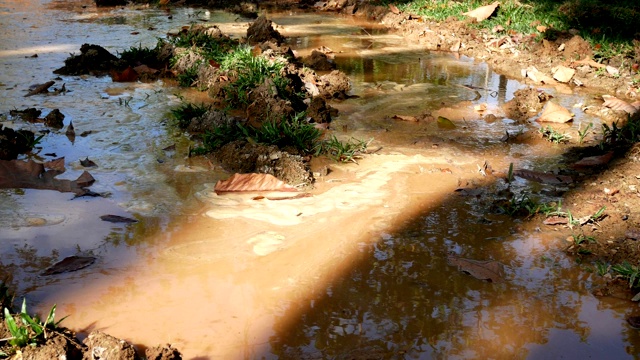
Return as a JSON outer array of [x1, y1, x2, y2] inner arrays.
[[0, 2, 638, 360]]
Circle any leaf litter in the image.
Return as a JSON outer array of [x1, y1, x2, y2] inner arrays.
[[447, 253, 505, 283]]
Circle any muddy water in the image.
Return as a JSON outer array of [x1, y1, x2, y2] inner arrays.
[[1, 1, 639, 359]]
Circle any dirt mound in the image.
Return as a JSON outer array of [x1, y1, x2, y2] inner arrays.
[[246, 15, 284, 45], [53, 44, 124, 76]]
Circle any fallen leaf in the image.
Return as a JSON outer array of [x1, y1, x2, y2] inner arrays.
[[463, 1, 500, 22], [75, 171, 95, 188], [392, 115, 419, 122], [437, 116, 456, 129], [513, 169, 573, 184], [65, 121, 75, 137], [110, 66, 138, 82], [602, 95, 639, 115], [572, 57, 606, 69], [447, 253, 505, 282], [536, 25, 547, 32], [552, 65, 575, 83], [25, 81, 55, 97], [80, 157, 98, 168], [130, 31, 140, 35], [571, 152, 614, 168], [44, 157, 65, 172], [537, 101, 573, 123], [544, 216, 569, 225], [100, 214, 138, 223], [214, 173, 298, 194], [0, 159, 93, 194], [133, 64, 159, 75], [41, 256, 96, 276], [523, 66, 556, 84], [388, 4, 400, 14], [606, 66, 619, 76], [492, 25, 504, 33]]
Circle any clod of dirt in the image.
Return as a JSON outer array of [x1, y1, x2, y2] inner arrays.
[[83, 331, 140, 360], [246, 78, 295, 127], [0, 125, 36, 160], [317, 70, 352, 99], [145, 344, 183, 360], [9, 107, 41, 122], [214, 140, 313, 187], [246, 15, 284, 45], [187, 110, 238, 134], [306, 96, 333, 124], [502, 88, 552, 122], [54, 44, 125, 76], [44, 109, 65, 129], [17, 328, 84, 360], [303, 50, 336, 71]]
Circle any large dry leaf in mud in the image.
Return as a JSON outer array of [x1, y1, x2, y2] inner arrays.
[[572, 152, 614, 168], [602, 95, 640, 115], [463, 1, 500, 22], [536, 101, 573, 123], [552, 65, 575, 83], [214, 173, 298, 194], [41, 256, 96, 276], [447, 253, 505, 283], [0, 159, 94, 195], [522, 66, 556, 85], [513, 169, 573, 185]]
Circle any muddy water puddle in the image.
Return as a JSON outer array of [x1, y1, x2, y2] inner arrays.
[[0, 2, 638, 359]]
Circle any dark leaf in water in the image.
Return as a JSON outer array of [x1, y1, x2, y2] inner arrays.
[[65, 121, 75, 137], [627, 316, 640, 329], [44, 157, 65, 172], [100, 214, 138, 223], [25, 81, 54, 97], [75, 171, 95, 187], [513, 169, 573, 184], [447, 253, 505, 282], [80, 157, 98, 168], [41, 256, 96, 276], [0, 159, 93, 195]]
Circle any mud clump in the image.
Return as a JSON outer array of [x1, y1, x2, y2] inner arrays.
[[44, 109, 65, 129], [214, 140, 312, 187], [54, 44, 124, 76], [0, 125, 36, 160], [502, 88, 552, 122], [304, 50, 336, 71], [246, 15, 285, 45]]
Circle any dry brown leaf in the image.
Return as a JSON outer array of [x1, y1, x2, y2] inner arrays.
[[110, 66, 138, 82], [215, 173, 298, 194], [25, 81, 55, 97], [41, 256, 96, 276], [133, 65, 159, 75], [536, 25, 547, 32], [44, 157, 65, 172], [537, 101, 573, 123], [388, 4, 400, 14], [392, 115, 419, 122], [492, 25, 504, 33], [552, 65, 575, 83], [572, 57, 606, 69], [463, 1, 500, 22], [474, 103, 488, 112], [544, 216, 569, 225], [602, 95, 639, 115], [447, 253, 505, 282], [0, 159, 93, 194], [513, 169, 573, 184], [523, 66, 556, 84], [571, 152, 614, 168]]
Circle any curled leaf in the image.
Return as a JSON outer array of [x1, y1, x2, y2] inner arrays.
[[463, 1, 500, 22], [437, 116, 456, 129], [537, 101, 573, 123]]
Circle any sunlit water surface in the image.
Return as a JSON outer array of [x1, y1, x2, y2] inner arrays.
[[0, 1, 638, 359]]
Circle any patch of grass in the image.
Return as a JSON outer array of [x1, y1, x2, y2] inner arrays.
[[170, 100, 210, 129], [193, 112, 322, 155], [577, 122, 593, 144], [118, 43, 159, 66], [315, 135, 370, 163], [219, 46, 290, 107], [595, 260, 610, 276], [599, 114, 640, 149], [177, 65, 200, 87], [612, 261, 640, 289], [540, 125, 571, 143], [169, 30, 238, 62], [2, 299, 66, 350]]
